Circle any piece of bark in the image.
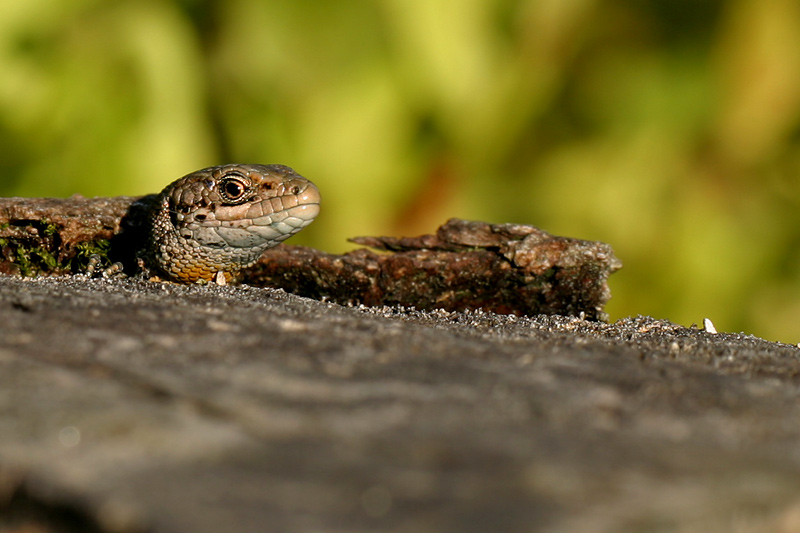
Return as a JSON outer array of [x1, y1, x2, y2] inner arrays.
[[0, 196, 135, 276], [0, 197, 621, 319], [246, 219, 621, 320]]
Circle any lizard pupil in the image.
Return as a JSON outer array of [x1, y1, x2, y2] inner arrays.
[[225, 181, 243, 197]]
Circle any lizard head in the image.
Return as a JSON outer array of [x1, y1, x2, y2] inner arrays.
[[162, 163, 321, 250]]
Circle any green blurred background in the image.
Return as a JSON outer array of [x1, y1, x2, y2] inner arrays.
[[2, 0, 800, 342]]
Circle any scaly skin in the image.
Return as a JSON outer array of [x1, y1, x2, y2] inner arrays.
[[143, 164, 320, 283]]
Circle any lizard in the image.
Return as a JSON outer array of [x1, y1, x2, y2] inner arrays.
[[90, 164, 321, 285]]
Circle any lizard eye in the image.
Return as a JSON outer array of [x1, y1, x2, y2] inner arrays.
[[218, 174, 250, 203]]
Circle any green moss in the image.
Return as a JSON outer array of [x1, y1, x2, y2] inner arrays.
[[13, 247, 36, 277], [32, 247, 58, 270], [0, 225, 112, 276], [42, 220, 58, 236], [12, 244, 58, 276], [74, 239, 111, 260], [71, 239, 112, 272]]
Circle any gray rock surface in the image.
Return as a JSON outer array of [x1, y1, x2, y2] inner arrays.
[[1, 275, 800, 532]]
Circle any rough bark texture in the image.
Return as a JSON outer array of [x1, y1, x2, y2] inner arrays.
[[249, 218, 620, 320], [0, 276, 799, 533], [0, 197, 621, 319]]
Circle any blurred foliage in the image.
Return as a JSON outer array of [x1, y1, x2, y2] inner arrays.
[[2, 0, 800, 342]]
